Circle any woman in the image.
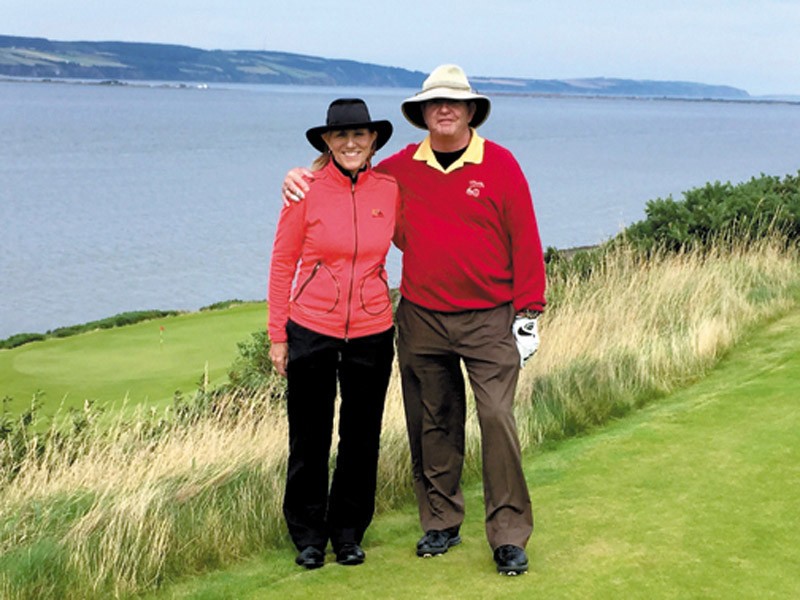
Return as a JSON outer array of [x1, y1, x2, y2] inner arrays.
[[268, 98, 398, 569]]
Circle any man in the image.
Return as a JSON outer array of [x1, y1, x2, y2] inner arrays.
[[281, 64, 546, 575]]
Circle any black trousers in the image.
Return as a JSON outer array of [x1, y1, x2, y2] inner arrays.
[[283, 320, 395, 552]]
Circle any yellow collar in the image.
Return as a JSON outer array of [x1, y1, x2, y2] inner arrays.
[[412, 129, 485, 173]]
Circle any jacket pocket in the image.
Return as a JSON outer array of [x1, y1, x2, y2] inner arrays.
[[293, 261, 340, 314], [359, 264, 391, 316]]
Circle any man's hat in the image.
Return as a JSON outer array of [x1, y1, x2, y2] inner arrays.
[[401, 64, 491, 130], [306, 98, 393, 153]]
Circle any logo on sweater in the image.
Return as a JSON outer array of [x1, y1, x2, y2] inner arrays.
[[371, 208, 384, 218], [466, 180, 485, 198]]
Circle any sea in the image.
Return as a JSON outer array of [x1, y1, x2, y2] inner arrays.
[[1, 78, 799, 339]]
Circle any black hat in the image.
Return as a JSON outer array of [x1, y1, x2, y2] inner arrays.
[[306, 98, 393, 153]]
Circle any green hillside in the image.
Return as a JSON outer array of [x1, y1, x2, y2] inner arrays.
[[0, 34, 751, 98], [0, 302, 266, 418], [0, 34, 425, 87]]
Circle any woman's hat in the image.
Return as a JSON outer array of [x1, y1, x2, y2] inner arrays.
[[401, 64, 491, 130], [306, 98, 393, 153]]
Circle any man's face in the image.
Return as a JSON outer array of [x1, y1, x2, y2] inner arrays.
[[422, 99, 476, 142]]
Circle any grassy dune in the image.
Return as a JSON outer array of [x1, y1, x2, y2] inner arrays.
[[1, 238, 798, 599], [144, 309, 800, 599]]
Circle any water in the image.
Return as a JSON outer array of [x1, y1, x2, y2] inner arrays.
[[1, 79, 799, 339]]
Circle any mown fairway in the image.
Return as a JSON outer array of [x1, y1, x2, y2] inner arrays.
[[0, 302, 266, 417], [144, 310, 800, 599]]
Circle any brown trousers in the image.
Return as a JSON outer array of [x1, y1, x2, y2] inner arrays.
[[396, 299, 533, 550]]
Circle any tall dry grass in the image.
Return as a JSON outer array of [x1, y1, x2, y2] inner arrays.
[[1, 237, 798, 599], [517, 238, 800, 444]]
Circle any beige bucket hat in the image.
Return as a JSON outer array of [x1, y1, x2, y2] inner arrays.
[[401, 64, 491, 130]]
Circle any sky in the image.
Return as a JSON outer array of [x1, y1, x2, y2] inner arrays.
[[3, 0, 800, 96]]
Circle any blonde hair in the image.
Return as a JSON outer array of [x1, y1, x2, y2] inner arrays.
[[311, 151, 332, 172]]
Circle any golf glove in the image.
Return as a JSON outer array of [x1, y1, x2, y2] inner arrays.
[[513, 316, 540, 368]]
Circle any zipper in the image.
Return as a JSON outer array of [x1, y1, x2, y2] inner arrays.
[[344, 180, 358, 341]]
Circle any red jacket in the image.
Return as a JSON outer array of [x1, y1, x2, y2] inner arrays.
[[268, 161, 398, 343]]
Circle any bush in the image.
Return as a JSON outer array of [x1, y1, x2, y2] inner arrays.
[[47, 310, 180, 338], [169, 329, 288, 426], [199, 299, 245, 311], [225, 330, 287, 403], [0, 310, 182, 349], [0, 333, 46, 350], [541, 172, 800, 307], [623, 171, 800, 252]]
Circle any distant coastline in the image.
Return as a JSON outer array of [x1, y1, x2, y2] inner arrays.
[[2, 33, 787, 101], [3, 74, 799, 108]]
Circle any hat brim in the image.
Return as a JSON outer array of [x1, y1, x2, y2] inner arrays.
[[305, 120, 393, 154], [401, 87, 491, 130]]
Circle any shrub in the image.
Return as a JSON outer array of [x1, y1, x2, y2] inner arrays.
[[623, 171, 800, 252], [0, 310, 182, 349], [199, 299, 245, 311], [47, 310, 181, 338], [225, 330, 287, 403], [0, 333, 46, 350]]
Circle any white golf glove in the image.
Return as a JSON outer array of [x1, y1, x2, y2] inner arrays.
[[513, 315, 540, 368]]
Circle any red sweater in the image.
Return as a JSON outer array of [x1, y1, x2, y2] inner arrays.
[[268, 161, 398, 342], [378, 133, 546, 313]]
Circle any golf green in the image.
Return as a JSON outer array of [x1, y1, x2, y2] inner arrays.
[[0, 302, 267, 418]]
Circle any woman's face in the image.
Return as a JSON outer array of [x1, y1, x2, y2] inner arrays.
[[322, 128, 378, 173]]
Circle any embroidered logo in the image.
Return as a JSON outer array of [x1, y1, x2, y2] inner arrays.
[[371, 208, 384, 218], [466, 180, 485, 198]]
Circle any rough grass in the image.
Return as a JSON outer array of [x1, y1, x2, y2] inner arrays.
[[1, 238, 798, 599], [140, 309, 800, 599], [516, 240, 800, 445]]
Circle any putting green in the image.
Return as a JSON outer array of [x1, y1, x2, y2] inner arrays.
[[0, 302, 267, 418]]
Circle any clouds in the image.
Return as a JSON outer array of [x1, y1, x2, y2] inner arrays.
[[2, 0, 798, 94]]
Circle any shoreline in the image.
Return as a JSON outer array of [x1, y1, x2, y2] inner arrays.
[[0, 245, 601, 346], [3, 75, 799, 106]]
